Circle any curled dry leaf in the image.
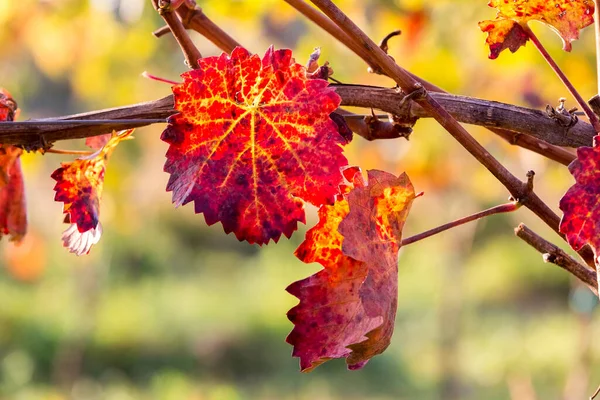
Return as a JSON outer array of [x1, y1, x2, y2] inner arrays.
[[162, 46, 349, 245], [560, 141, 600, 266], [479, 0, 594, 59], [287, 169, 416, 371], [52, 129, 133, 255]]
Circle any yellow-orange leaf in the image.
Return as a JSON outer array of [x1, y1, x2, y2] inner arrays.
[[479, 0, 594, 58]]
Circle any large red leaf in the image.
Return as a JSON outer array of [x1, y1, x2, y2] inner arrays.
[[162, 46, 349, 245], [0, 89, 26, 242], [479, 0, 594, 59], [560, 141, 600, 263], [52, 130, 132, 255], [287, 169, 416, 371]]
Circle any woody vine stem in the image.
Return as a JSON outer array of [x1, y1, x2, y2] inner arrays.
[[0, 0, 597, 288]]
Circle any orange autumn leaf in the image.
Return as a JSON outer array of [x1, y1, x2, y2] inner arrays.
[[51, 129, 133, 255], [0, 89, 27, 243], [162, 46, 349, 245], [479, 0, 594, 59], [287, 169, 416, 371]]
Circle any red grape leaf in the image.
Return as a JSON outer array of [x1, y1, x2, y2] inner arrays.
[[162, 46, 349, 245], [51, 130, 133, 255], [559, 142, 600, 263], [0, 147, 27, 243], [0, 89, 27, 243], [479, 0, 594, 59], [287, 169, 416, 371]]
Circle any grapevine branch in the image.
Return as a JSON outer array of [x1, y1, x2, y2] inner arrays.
[[284, 0, 574, 165], [0, 87, 589, 154], [154, 6, 241, 53], [307, 0, 594, 267], [515, 224, 597, 294], [151, 0, 202, 69]]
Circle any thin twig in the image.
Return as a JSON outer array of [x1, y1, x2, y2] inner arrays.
[[590, 384, 600, 400], [287, 0, 576, 165], [523, 25, 600, 133], [309, 2, 562, 235], [515, 224, 597, 295], [308, 0, 596, 268], [283, 0, 442, 91], [151, 0, 201, 68], [402, 202, 521, 246], [45, 148, 94, 156], [153, 5, 241, 54], [176, 7, 241, 53]]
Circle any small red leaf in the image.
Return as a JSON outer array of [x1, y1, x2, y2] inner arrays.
[[162, 46, 349, 245], [51, 130, 132, 255], [287, 169, 416, 371], [0, 148, 27, 242], [479, 0, 594, 58], [560, 142, 600, 261], [0, 89, 27, 243]]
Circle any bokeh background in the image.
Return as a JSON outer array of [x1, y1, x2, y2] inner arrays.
[[0, 0, 599, 399]]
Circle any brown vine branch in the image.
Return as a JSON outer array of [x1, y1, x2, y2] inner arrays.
[[402, 202, 521, 247], [287, 0, 575, 165], [334, 85, 592, 148], [0, 87, 586, 153], [151, 0, 202, 68], [524, 25, 600, 133], [307, 0, 593, 268], [515, 224, 597, 295], [176, 6, 241, 53], [153, 6, 241, 54]]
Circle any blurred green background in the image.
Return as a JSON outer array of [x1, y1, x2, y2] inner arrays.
[[1, 0, 599, 399]]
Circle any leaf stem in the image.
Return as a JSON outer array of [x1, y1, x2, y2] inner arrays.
[[45, 148, 94, 156], [142, 71, 180, 86], [401, 202, 520, 247], [523, 24, 600, 133]]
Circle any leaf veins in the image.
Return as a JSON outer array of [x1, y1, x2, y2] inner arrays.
[[162, 46, 350, 245]]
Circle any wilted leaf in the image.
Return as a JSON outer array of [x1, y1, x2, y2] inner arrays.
[[162, 46, 349, 245], [560, 142, 600, 264], [0, 89, 26, 242], [479, 0, 594, 59], [0, 150, 27, 242], [287, 169, 416, 371], [52, 130, 132, 255]]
